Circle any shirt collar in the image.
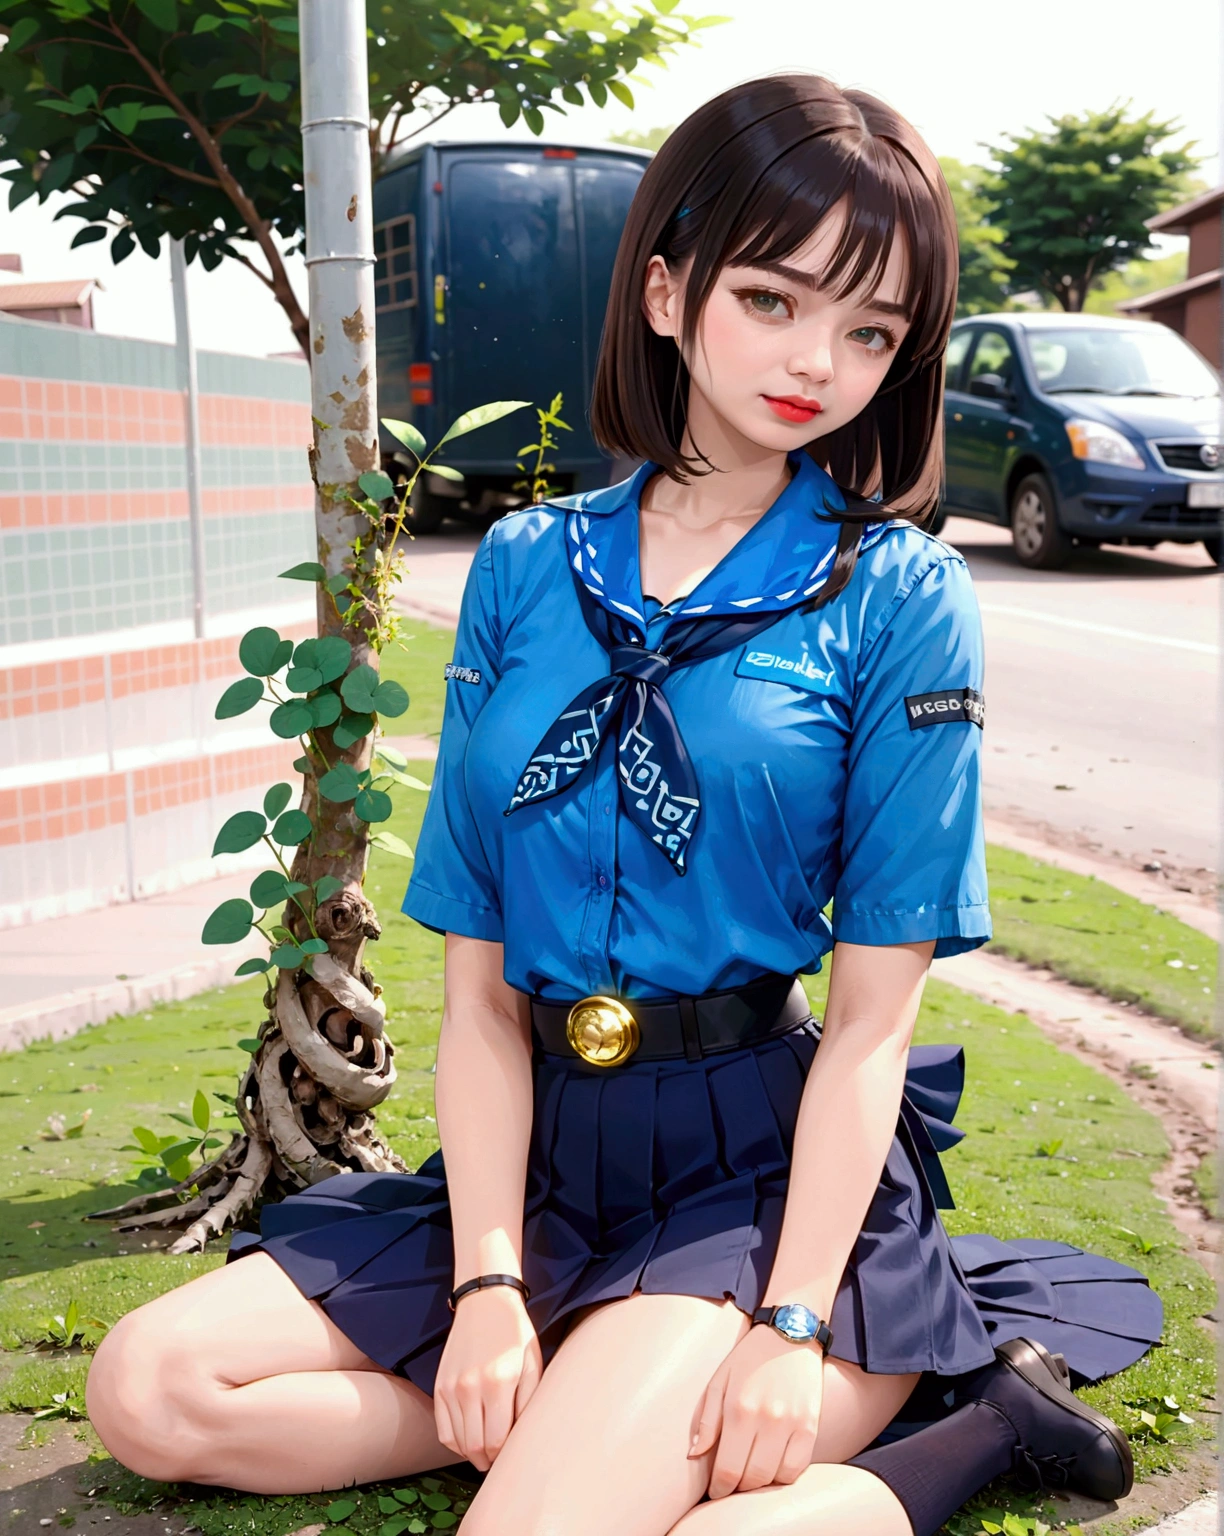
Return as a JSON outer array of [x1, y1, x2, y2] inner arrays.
[[561, 454, 895, 630]]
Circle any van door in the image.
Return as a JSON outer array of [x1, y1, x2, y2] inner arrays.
[[576, 159, 646, 385], [443, 155, 586, 469]]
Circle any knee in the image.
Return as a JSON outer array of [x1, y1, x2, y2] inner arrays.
[[87, 1303, 220, 1484]]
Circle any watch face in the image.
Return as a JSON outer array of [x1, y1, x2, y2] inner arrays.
[[773, 1304, 818, 1342]]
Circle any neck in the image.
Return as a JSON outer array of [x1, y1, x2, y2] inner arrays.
[[645, 388, 793, 528]]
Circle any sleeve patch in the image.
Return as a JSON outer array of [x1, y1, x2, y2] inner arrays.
[[444, 662, 482, 685], [904, 687, 984, 730]]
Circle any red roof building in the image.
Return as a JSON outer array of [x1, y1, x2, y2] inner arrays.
[[0, 278, 97, 329], [1117, 186, 1221, 367]]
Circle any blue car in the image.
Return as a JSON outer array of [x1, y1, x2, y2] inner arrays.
[[937, 313, 1222, 568]]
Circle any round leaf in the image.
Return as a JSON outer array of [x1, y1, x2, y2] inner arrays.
[[270, 638, 295, 672], [250, 869, 290, 908], [314, 636, 352, 683], [318, 763, 361, 802], [372, 679, 409, 718], [279, 561, 326, 583], [270, 943, 305, 970], [292, 755, 312, 774], [358, 469, 395, 501], [271, 809, 313, 845], [382, 417, 427, 456], [431, 1515, 458, 1531], [325, 572, 352, 596], [299, 938, 329, 955], [215, 676, 263, 720], [238, 626, 285, 677], [212, 811, 266, 857], [269, 702, 313, 739], [333, 713, 375, 749], [314, 875, 345, 902], [340, 664, 379, 713], [310, 690, 342, 728], [293, 638, 320, 669], [234, 961, 269, 979], [236, 1034, 263, 1049], [201, 898, 254, 944], [354, 788, 393, 823], [285, 666, 323, 695], [263, 783, 293, 821], [326, 1502, 358, 1524]]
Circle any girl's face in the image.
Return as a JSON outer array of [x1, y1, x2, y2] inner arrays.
[[643, 203, 912, 456]]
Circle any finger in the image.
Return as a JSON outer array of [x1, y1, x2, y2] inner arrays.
[[689, 1366, 728, 1458], [514, 1343, 543, 1420], [433, 1387, 458, 1457], [454, 1381, 488, 1472], [707, 1413, 753, 1499], [482, 1373, 518, 1463], [738, 1427, 786, 1493], [775, 1426, 817, 1486]]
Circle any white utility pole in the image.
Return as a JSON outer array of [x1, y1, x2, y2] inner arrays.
[[170, 238, 207, 640], [299, 0, 378, 630]]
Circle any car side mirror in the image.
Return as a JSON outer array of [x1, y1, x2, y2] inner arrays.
[[968, 372, 1012, 401]]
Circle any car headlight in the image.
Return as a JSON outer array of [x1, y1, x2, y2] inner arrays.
[[1065, 419, 1145, 470]]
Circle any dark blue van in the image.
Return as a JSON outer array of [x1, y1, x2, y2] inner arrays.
[[938, 313, 1222, 568], [372, 139, 650, 531]]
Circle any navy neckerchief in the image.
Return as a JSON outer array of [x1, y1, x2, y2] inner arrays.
[[505, 457, 891, 873]]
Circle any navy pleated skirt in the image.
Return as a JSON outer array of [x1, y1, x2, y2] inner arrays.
[[229, 1023, 1161, 1397]]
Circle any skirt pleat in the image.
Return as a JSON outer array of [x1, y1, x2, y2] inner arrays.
[[230, 1022, 1161, 1398]]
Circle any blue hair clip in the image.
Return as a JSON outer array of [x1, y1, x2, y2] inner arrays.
[[675, 204, 693, 220]]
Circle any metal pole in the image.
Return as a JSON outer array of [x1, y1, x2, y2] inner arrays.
[[299, 0, 378, 631], [170, 238, 207, 640]]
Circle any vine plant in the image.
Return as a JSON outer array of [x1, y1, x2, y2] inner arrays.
[[93, 399, 528, 1254]]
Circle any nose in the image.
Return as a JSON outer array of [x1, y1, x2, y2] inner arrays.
[[789, 327, 835, 385]]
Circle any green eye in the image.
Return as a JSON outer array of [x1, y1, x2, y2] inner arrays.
[[750, 293, 784, 314]]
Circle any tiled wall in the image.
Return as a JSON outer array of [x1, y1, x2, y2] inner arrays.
[[0, 313, 319, 927]]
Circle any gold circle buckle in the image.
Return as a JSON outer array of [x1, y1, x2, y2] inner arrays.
[[565, 995, 640, 1067]]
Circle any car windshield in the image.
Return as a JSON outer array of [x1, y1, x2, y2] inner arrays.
[[1024, 327, 1219, 399]]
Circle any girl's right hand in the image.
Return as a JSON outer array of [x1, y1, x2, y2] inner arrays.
[[433, 1285, 543, 1470]]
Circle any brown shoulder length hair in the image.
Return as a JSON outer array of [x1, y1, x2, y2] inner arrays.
[[590, 74, 959, 600]]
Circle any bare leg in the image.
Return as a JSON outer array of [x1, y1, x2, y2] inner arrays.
[[458, 1291, 917, 1536], [667, 1463, 912, 1535], [85, 1254, 462, 1493]]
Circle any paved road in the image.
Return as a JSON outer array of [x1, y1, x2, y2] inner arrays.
[[400, 513, 1222, 901]]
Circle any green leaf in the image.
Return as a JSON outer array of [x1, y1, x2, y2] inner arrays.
[[192, 1089, 210, 1133], [382, 418, 427, 456], [314, 637, 352, 683], [239, 626, 285, 677], [270, 943, 305, 970], [430, 1515, 458, 1531], [193, 12, 223, 30], [333, 713, 375, 750], [236, 1034, 263, 1049], [212, 812, 266, 857], [325, 573, 352, 596], [131, 1125, 164, 1156], [234, 962, 268, 980], [263, 783, 293, 820], [378, 1497, 402, 1515], [340, 664, 380, 712], [378, 1520, 412, 1536], [293, 755, 312, 774], [372, 679, 409, 717], [418, 1494, 451, 1512], [426, 464, 464, 483], [299, 938, 329, 956], [103, 102, 144, 137], [370, 831, 414, 859], [215, 676, 264, 719], [250, 869, 290, 908], [325, 1500, 358, 1522], [279, 561, 326, 583], [292, 639, 319, 669], [378, 767, 431, 792], [319, 763, 362, 802], [359, 470, 395, 501], [135, 0, 178, 28], [271, 809, 313, 845], [6, 16, 39, 51], [375, 742, 408, 769], [310, 690, 342, 729], [523, 107, 544, 137], [392, 1489, 418, 1505], [354, 788, 393, 823], [314, 875, 344, 902], [285, 666, 323, 694], [607, 79, 634, 110], [269, 702, 313, 739]]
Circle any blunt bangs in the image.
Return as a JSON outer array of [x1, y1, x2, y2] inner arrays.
[[590, 74, 959, 532]]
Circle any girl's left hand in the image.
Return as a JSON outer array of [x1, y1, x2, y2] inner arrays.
[[690, 1324, 824, 1498]]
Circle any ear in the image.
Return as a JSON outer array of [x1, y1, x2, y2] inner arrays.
[[642, 254, 683, 340]]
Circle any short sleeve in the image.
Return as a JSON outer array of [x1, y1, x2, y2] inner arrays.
[[833, 553, 991, 958], [402, 531, 504, 942]]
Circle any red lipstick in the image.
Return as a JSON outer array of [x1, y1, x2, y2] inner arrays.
[[763, 394, 823, 424]]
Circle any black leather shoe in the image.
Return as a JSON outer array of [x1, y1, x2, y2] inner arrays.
[[963, 1337, 1133, 1501]]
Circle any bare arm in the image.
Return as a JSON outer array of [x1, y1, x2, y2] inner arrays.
[[431, 933, 540, 1470]]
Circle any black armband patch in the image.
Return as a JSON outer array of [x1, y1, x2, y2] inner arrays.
[[904, 688, 984, 730], [445, 662, 482, 685]]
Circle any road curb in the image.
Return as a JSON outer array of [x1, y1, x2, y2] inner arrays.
[[1136, 1493, 1218, 1534]]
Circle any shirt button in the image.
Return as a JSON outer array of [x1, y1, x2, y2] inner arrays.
[[603, 804, 612, 816], [597, 873, 609, 890]]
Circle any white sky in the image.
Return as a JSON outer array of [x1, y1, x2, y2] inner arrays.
[[0, 0, 1217, 358]]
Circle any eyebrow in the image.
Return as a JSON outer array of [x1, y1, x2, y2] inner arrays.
[[735, 259, 912, 318]]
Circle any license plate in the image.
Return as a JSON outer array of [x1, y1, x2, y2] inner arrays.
[[1188, 481, 1224, 508]]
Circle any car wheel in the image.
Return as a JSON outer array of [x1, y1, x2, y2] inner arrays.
[[1202, 534, 1223, 567], [1010, 473, 1071, 570]]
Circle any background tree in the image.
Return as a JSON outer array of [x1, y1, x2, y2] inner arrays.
[[938, 155, 1013, 316], [0, 0, 714, 354], [982, 105, 1199, 312]]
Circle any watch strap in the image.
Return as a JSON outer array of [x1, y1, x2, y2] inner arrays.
[[751, 1304, 833, 1352]]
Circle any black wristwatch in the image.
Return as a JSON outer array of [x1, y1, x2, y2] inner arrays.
[[752, 1303, 833, 1353]]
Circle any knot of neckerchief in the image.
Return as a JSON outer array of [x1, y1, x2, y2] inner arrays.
[[504, 546, 855, 871]]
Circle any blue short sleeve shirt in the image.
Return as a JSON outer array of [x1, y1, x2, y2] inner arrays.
[[403, 454, 991, 999]]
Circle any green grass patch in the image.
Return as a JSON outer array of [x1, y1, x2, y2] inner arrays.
[[985, 844, 1218, 1041], [379, 615, 453, 742]]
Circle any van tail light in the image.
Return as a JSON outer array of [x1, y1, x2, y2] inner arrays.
[[543, 147, 577, 159], [409, 362, 433, 405]]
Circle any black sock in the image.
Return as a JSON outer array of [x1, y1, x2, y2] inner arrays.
[[848, 1401, 1017, 1536]]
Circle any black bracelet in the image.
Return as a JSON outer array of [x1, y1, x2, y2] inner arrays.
[[447, 1273, 531, 1312]]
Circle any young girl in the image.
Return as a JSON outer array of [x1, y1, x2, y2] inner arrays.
[[87, 74, 1160, 1535]]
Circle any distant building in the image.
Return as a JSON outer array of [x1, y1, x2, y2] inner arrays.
[[1117, 186, 1221, 367], [0, 277, 98, 329]]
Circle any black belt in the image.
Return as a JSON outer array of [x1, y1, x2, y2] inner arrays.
[[530, 972, 812, 1068]]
